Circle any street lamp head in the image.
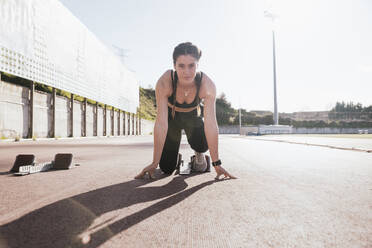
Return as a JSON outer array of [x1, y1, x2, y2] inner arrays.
[[264, 10, 278, 21]]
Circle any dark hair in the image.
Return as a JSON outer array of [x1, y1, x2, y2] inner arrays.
[[172, 42, 202, 65]]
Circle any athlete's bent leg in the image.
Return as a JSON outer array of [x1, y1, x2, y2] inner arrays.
[[159, 120, 182, 174], [184, 117, 209, 172], [185, 117, 208, 153]]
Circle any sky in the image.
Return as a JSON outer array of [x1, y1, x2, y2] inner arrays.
[[59, 0, 372, 113]]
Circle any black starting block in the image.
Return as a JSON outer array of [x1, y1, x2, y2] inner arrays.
[[10, 154, 35, 172], [53, 153, 73, 170], [174, 153, 182, 175], [11, 153, 74, 176], [205, 155, 211, 172]]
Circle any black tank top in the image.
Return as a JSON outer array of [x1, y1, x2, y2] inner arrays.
[[167, 71, 203, 108]]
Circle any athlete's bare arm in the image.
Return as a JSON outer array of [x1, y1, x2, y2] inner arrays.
[[200, 73, 236, 179], [134, 70, 172, 179]]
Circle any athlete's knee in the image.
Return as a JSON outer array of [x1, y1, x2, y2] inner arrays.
[[192, 148, 208, 153], [191, 143, 208, 153]]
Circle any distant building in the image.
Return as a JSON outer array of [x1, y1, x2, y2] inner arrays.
[[280, 111, 330, 121], [250, 110, 273, 117]]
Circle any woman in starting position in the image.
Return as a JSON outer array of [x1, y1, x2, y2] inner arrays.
[[135, 42, 235, 180]]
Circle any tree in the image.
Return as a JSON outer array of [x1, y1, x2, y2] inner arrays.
[[216, 93, 236, 125]]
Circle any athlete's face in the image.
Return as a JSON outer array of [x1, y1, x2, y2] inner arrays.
[[174, 55, 198, 84]]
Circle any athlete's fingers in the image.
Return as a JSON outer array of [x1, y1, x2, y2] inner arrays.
[[225, 172, 237, 179], [135, 166, 152, 179], [220, 167, 236, 179], [148, 169, 155, 179], [220, 169, 229, 177], [134, 171, 145, 179]]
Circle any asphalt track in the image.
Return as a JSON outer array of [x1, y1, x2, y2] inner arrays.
[[0, 135, 371, 248]]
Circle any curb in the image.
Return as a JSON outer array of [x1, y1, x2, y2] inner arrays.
[[250, 138, 372, 153]]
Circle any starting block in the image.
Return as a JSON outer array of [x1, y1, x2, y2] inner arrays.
[[53, 153, 73, 170], [15, 162, 54, 176], [11, 153, 74, 176], [179, 161, 191, 175], [174, 153, 182, 175], [10, 154, 35, 172]]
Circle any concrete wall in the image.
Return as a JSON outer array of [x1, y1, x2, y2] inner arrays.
[[218, 125, 372, 135], [107, 109, 112, 136], [111, 109, 116, 136], [73, 100, 82, 137], [97, 106, 104, 136], [33, 91, 50, 138], [123, 112, 128, 135], [219, 125, 260, 135], [114, 110, 119, 136], [133, 114, 137, 135], [55, 95, 69, 138], [0, 79, 144, 139], [219, 125, 240, 134], [127, 113, 132, 135], [0, 81, 29, 138], [292, 127, 372, 134], [121, 111, 126, 135], [86, 103, 94, 137]]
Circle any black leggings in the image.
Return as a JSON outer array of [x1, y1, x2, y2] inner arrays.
[[159, 109, 208, 174]]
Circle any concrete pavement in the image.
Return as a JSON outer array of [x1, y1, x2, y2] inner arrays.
[[0, 135, 371, 247]]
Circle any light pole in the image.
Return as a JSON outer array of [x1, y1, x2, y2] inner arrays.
[[238, 96, 242, 135], [264, 10, 279, 125], [239, 108, 241, 135]]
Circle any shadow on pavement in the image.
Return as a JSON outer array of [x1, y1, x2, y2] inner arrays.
[[0, 172, 12, 176], [0, 171, 219, 248]]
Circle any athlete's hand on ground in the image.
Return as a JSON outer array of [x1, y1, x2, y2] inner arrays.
[[134, 163, 157, 179], [214, 165, 237, 180]]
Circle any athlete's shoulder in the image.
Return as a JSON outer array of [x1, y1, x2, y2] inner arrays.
[[156, 70, 173, 97], [157, 69, 172, 84], [200, 71, 216, 98]]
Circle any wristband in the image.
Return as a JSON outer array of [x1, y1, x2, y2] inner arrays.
[[212, 159, 222, 167]]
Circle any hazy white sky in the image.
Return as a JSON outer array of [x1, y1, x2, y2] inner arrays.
[[59, 0, 372, 113]]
